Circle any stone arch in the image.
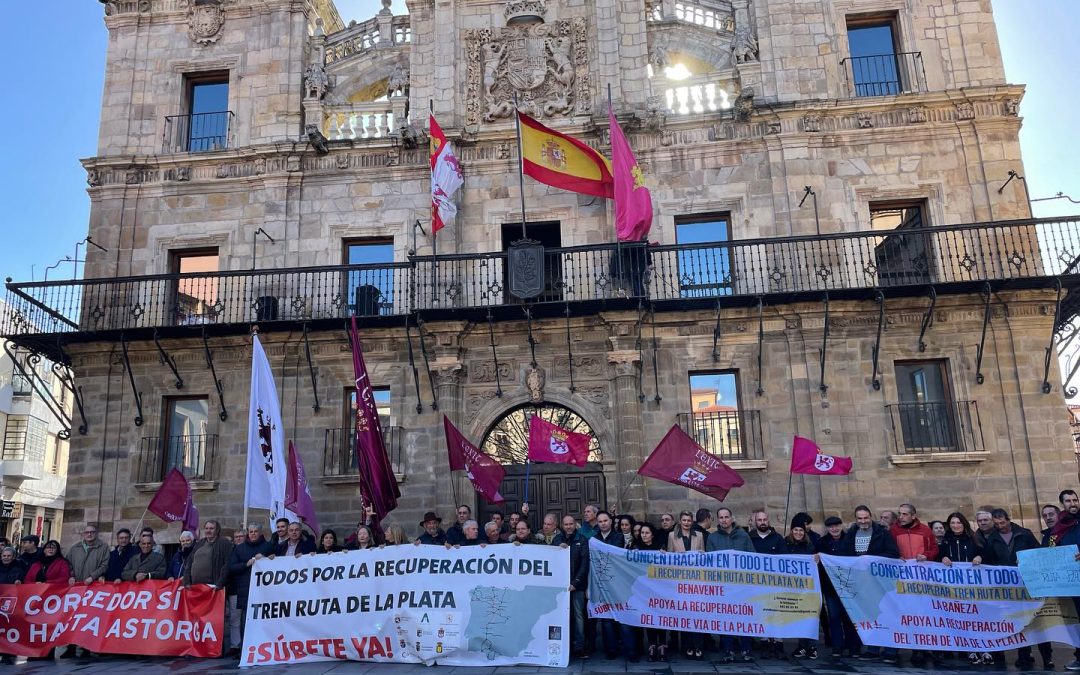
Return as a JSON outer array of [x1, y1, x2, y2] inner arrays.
[[649, 24, 736, 72], [328, 48, 409, 102]]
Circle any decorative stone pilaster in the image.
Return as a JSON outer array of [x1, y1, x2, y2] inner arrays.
[[607, 348, 647, 514], [431, 357, 467, 509]]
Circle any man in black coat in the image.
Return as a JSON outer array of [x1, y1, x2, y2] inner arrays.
[[553, 515, 590, 659], [836, 506, 899, 663], [593, 512, 635, 660], [227, 524, 274, 655], [749, 510, 786, 659]]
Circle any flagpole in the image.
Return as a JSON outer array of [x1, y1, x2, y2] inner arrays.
[[244, 327, 256, 533], [607, 83, 625, 294], [522, 460, 532, 515], [133, 506, 149, 540], [782, 468, 794, 536], [512, 93, 528, 240], [429, 99, 437, 304]]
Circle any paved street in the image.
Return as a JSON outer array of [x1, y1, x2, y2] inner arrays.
[[5, 648, 1076, 674]]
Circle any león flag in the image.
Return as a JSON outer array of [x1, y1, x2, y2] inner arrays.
[[609, 110, 653, 242], [429, 115, 463, 234], [147, 468, 199, 532], [519, 112, 614, 199], [526, 415, 591, 467], [285, 441, 320, 535], [638, 425, 745, 501], [790, 436, 853, 475]]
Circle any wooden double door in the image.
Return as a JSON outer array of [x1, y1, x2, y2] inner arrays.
[[476, 463, 606, 531]]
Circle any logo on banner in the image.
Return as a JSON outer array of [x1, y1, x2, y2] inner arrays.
[[0, 596, 15, 622], [814, 454, 835, 472], [549, 429, 570, 455], [257, 408, 276, 473], [679, 467, 707, 484]]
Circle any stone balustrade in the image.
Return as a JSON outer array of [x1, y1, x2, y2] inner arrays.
[[324, 14, 411, 65], [322, 97, 408, 140], [662, 73, 735, 115], [646, 0, 735, 32]]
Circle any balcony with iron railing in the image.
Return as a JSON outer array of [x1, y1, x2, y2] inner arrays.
[[884, 400, 985, 462], [3, 217, 1079, 356], [676, 409, 763, 463], [840, 52, 926, 98], [163, 111, 234, 153], [322, 426, 406, 482], [136, 434, 218, 484]]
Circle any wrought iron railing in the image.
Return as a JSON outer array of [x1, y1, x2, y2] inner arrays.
[[884, 401, 983, 454], [322, 426, 405, 478], [163, 111, 234, 153], [676, 409, 762, 461], [3, 217, 1079, 339], [840, 52, 926, 97], [137, 434, 217, 483]]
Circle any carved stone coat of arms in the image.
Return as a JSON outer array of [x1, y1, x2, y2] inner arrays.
[[189, 0, 226, 45], [465, 17, 590, 129]]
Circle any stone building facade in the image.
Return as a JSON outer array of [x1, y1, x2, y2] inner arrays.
[[5, 0, 1078, 545]]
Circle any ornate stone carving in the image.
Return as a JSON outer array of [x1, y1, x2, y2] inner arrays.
[[607, 350, 640, 378], [908, 106, 927, 123], [1005, 98, 1020, 116], [732, 23, 759, 64], [304, 63, 329, 100], [86, 169, 100, 187], [955, 102, 975, 120], [465, 390, 500, 424], [470, 360, 513, 383], [386, 64, 409, 99], [432, 362, 465, 387], [464, 17, 591, 127], [174, 166, 191, 182], [856, 113, 873, 129], [733, 87, 754, 122], [553, 355, 604, 379], [188, 0, 226, 46], [526, 365, 546, 404], [767, 120, 781, 134], [254, 157, 267, 175], [215, 164, 229, 178], [801, 115, 820, 132], [335, 154, 350, 170], [505, 0, 547, 24], [639, 95, 667, 132], [577, 385, 608, 405], [495, 143, 512, 159], [286, 155, 301, 172], [649, 38, 668, 70]]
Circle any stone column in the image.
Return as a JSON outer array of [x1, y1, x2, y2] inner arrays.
[[607, 348, 648, 514], [429, 360, 465, 510]]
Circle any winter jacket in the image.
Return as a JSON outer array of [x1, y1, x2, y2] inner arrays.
[[786, 538, 816, 555], [890, 518, 940, 561], [445, 523, 466, 546], [983, 523, 1039, 566], [0, 558, 27, 584], [578, 522, 598, 539], [26, 556, 73, 584], [67, 538, 109, 582], [1047, 513, 1080, 548], [838, 523, 899, 558], [750, 528, 786, 555], [552, 531, 590, 591], [595, 528, 624, 548], [816, 533, 846, 556], [936, 533, 983, 563], [417, 530, 447, 546], [18, 549, 42, 568], [167, 546, 192, 579], [667, 529, 705, 552], [228, 536, 273, 607], [706, 526, 755, 553], [183, 536, 234, 587], [121, 551, 167, 581], [275, 538, 317, 556], [105, 544, 138, 581]]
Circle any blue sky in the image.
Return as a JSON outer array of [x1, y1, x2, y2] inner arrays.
[[0, 0, 1075, 283]]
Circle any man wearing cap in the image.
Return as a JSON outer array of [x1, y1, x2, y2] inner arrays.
[[19, 534, 42, 567], [816, 516, 859, 660], [417, 512, 447, 545]]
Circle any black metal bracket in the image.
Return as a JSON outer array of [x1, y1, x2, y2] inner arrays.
[[3, 342, 75, 439], [711, 299, 723, 363], [404, 316, 423, 414], [119, 333, 144, 427], [650, 300, 662, 404], [302, 322, 321, 412], [1063, 349, 1080, 399], [416, 315, 438, 411], [153, 329, 184, 390], [635, 299, 646, 403], [564, 303, 575, 393], [918, 287, 937, 353], [756, 297, 765, 397], [871, 291, 886, 391], [975, 282, 992, 385], [53, 341, 88, 435], [818, 293, 830, 394], [1042, 278, 1064, 394], [523, 306, 538, 368], [486, 309, 504, 397], [202, 328, 228, 421]]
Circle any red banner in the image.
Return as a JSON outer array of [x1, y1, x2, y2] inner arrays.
[[0, 579, 223, 658]]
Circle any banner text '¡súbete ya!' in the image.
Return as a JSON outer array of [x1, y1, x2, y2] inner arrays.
[[255, 555, 551, 587]]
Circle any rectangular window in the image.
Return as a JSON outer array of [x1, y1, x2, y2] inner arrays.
[[501, 222, 562, 303], [846, 16, 903, 96], [21, 517, 33, 538], [331, 387, 393, 475], [675, 214, 732, 298], [170, 248, 219, 325], [871, 200, 931, 286], [40, 519, 52, 543], [344, 239, 395, 316], [163, 396, 211, 480], [893, 360, 958, 451], [3, 415, 46, 462], [685, 372, 743, 459], [185, 73, 230, 152], [45, 435, 60, 473]]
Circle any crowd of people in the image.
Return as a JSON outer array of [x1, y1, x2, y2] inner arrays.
[[2, 491, 1079, 669]]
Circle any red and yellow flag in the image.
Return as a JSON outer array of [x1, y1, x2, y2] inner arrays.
[[519, 112, 614, 199]]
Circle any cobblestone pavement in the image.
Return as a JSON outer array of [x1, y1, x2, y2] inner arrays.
[[4, 647, 1076, 674]]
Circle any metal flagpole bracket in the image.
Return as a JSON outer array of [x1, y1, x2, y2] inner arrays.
[[917, 286, 937, 353], [153, 328, 184, 389], [818, 293, 830, 394], [650, 300, 661, 404], [975, 282, 992, 385], [523, 306, 538, 368], [4, 342, 76, 438], [202, 327, 228, 421], [416, 314, 439, 410], [487, 308, 504, 397], [564, 303, 575, 393], [871, 290, 886, 391], [119, 332, 144, 427], [405, 315, 424, 414], [756, 297, 765, 396], [302, 322, 321, 412], [711, 299, 723, 363], [1042, 278, 1063, 394]]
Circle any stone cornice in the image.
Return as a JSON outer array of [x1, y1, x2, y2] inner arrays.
[[80, 85, 1024, 188]]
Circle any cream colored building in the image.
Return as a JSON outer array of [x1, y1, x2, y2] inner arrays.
[[3, 0, 1078, 543]]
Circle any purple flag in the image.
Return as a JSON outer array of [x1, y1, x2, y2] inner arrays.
[[285, 441, 320, 535], [148, 468, 199, 532], [350, 317, 400, 526], [638, 425, 745, 501]]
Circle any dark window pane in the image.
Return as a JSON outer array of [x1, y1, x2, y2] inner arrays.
[[165, 398, 210, 479], [847, 23, 900, 96], [893, 361, 957, 450], [676, 217, 731, 298], [191, 82, 228, 115], [345, 242, 394, 315]]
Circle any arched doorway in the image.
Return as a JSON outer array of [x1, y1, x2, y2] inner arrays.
[[476, 403, 606, 529]]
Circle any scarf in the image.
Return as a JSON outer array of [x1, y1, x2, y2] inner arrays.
[[1049, 511, 1079, 545]]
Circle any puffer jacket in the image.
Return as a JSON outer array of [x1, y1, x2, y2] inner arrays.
[[937, 532, 983, 563]]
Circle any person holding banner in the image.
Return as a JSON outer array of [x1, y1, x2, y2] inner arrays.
[[1051, 489, 1080, 672], [936, 513, 991, 666], [346, 523, 377, 550], [837, 506, 899, 663], [634, 523, 670, 661], [707, 507, 755, 663], [183, 520, 233, 588], [167, 530, 195, 580], [67, 523, 109, 586], [460, 520, 482, 546], [121, 534, 166, 582], [594, 511, 636, 661], [25, 539, 72, 583], [227, 523, 273, 655], [816, 516, 860, 661], [553, 514, 590, 659], [317, 530, 343, 553], [275, 522, 316, 557], [104, 528, 137, 583], [786, 520, 818, 660]]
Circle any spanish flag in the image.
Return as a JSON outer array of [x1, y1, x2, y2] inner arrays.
[[519, 112, 614, 199]]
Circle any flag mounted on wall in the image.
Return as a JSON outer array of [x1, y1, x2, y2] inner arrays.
[[429, 115, 463, 235], [609, 110, 653, 242]]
